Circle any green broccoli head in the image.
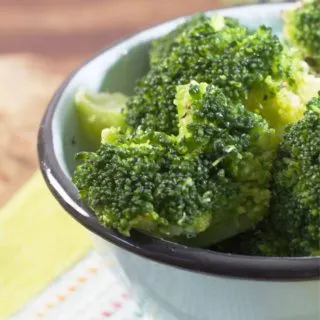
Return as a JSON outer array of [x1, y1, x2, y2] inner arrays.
[[268, 95, 320, 256], [73, 82, 277, 246], [73, 129, 213, 238], [126, 15, 320, 135], [283, 0, 320, 72], [174, 81, 278, 246], [216, 96, 320, 256], [149, 14, 208, 66]]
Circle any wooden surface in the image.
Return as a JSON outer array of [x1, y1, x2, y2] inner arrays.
[[0, 0, 227, 206]]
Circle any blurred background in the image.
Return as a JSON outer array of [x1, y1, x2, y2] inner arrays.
[[0, 0, 288, 319]]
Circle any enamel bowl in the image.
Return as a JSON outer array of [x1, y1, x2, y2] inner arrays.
[[38, 3, 320, 320]]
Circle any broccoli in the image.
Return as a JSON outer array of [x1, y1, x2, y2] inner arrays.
[[73, 14, 319, 255], [216, 96, 320, 256], [73, 82, 277, 246], [75, 90, 128, 147], [283, 0, 320, 72], [74, 128, 204, 238], [149, 15, 208, 66], [126, 15, 320, 135]]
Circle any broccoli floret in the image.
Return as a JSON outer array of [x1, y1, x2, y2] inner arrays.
[[267, 96, 320, 256], [283, 0, 320, 72], [74, 129, 212, 238], [75, 90, 128, 147], [126, 15, 320, 135], [150, 15, 207, 66], [174, 81, 278, 246], [73, 82, 277, 246], [244, 58, 320, 133], [216, 96, 320, 256]]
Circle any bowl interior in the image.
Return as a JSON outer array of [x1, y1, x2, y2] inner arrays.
[[52, 3, 290, 178]]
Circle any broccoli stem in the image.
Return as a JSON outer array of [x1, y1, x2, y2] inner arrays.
[[75, 90, 128, 148]]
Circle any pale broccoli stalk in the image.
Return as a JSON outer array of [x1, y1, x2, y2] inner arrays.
[[75, 90, 128, 147]]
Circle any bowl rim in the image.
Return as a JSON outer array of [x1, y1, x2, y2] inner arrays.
[[38, 2, 320, 281]]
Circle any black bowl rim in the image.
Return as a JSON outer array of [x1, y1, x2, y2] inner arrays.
[[38, 2, 320, 281]]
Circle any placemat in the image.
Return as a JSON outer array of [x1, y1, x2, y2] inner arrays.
[[0, 172, 92, 318], [0, 172, 146, 320]]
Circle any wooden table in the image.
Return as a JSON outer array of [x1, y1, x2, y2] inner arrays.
[[0, 0, 228, 206]]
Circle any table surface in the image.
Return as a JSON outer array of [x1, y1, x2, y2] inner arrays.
[[1, 0, 227, 59]]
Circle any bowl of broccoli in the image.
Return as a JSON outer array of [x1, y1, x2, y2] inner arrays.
[[38, 2, 320, 320]]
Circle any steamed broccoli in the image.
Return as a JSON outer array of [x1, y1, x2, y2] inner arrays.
[[216, 96, 320, 256], [175, 81, 278, 246], [74, 129, 206, 238], [73, 82, 277, 246], [126, 15, 320, 135], [283, 0, 320, 72], [150, 15, 208, 66], [73, 13, 320, 255]]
